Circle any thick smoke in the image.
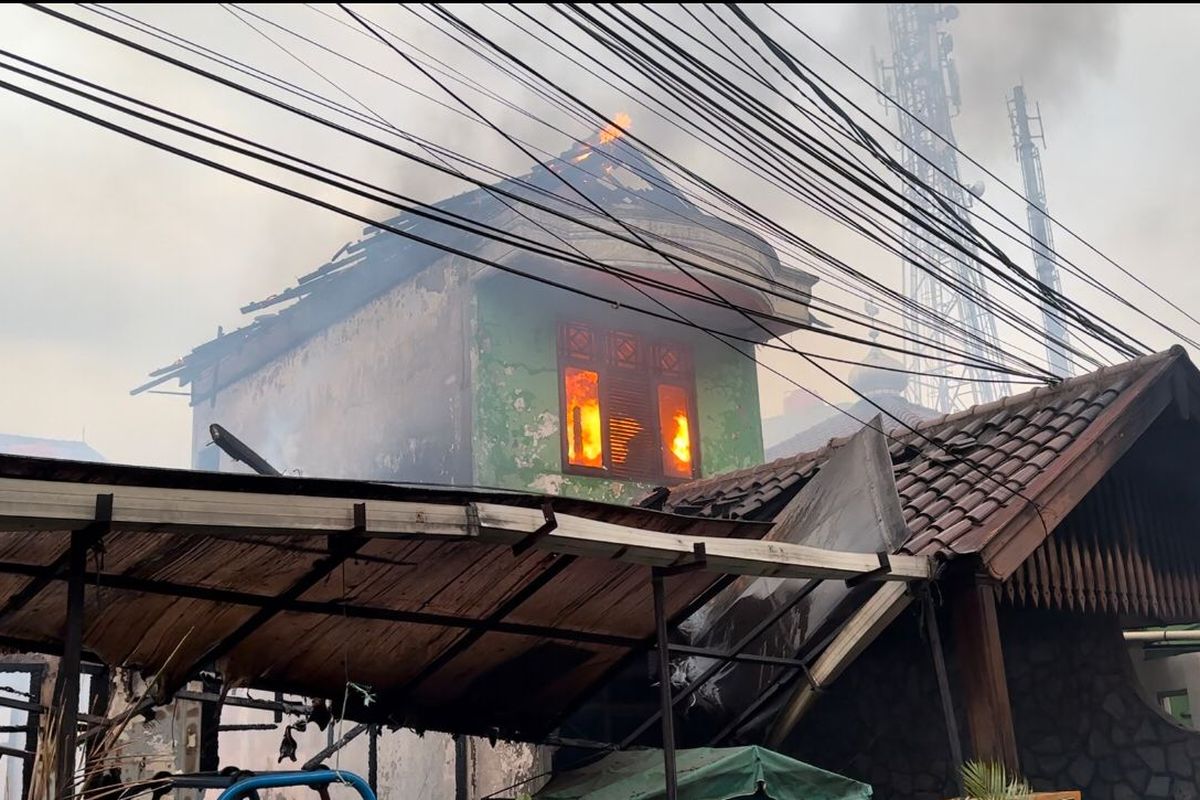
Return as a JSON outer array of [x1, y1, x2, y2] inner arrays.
[[8, 4, 1193, 469], [922, 4, 1123, 156], [829, 5, 1123, 157]]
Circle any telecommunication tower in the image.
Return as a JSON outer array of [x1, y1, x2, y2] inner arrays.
[[877, 4, 1010, 412], [1008, 84, 1071, 377]]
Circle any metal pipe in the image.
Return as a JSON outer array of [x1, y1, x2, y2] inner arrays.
[[0, 744, 35, 760], [621, 578, 823, 747], [209, 423, 282, 477], [1124, 630, 1200, 641], [368, 724, 378, 795], [651, 569, 678, 800], [667, 644, 810, 668], [216, 724, 279, 732], [174, 690, 309, 716], [302, 722, 368, 770], [53, 528, 88, 799]]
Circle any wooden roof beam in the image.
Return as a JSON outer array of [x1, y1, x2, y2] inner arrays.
[[0, 478, 932, 582]]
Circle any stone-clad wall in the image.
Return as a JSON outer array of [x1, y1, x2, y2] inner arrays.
[[1005, 608, 1200, 800], [782, 603, 1200, 800], [783, 609, 960, 800]]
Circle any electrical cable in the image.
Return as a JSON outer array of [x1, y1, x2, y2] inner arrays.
[[448, 2, 1132, 371], [7, 4, 1150, 535], [38, 4, 1050, 380], [766, 4, 1200, 338]]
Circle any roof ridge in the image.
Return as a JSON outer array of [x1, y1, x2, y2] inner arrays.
[[904, 346, 1183, 437]]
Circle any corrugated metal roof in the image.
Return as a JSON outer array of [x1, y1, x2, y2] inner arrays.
[[0, 434, 106, 463]]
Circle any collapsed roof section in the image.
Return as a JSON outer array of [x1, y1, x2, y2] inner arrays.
[[137, 130, 816, 398]]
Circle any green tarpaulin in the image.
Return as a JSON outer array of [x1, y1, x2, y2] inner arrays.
[[535, 746, 871, 800]]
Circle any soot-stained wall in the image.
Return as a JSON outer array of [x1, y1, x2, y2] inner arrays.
[[190, 259, 474, 483], [191, 268, 764, 501], [470, 274, 764, 502], [782, 603, 1200, 800]]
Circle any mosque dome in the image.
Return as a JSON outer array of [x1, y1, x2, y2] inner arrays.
[[848, 343, 909, 397]]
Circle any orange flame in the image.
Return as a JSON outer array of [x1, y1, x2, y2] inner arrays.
[[599, 112, 632, 145], [565, 367, 603, 468], [670, 411, 691, 465], [658, 384, 693, 478]]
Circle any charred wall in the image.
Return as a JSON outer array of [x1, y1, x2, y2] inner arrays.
[[190, 258, 474, 483]]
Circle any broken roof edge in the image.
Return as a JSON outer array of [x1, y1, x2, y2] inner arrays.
[[135, 143, 816, 399]]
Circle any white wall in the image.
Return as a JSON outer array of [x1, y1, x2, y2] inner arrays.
[[1128, 645, 1200, 728]]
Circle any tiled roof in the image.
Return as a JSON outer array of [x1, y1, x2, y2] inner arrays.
[[654, 348, 1188, 566]]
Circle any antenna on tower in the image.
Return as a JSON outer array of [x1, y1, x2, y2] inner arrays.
[[880, 4, 1011, 412], [1008, 83, 1072, 378]]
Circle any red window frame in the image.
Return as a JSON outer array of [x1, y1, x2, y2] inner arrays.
[[557, 322, 700, 483]]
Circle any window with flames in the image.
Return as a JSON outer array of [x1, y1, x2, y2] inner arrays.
[[558, 322, 698, 483]]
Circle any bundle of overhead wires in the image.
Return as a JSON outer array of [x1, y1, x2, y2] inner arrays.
[[2, 3, 1197, 493]]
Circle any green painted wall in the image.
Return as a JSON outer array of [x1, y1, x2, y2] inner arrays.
[[471, 276, 763, 503]]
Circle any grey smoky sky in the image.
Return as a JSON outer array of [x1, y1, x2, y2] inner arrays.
[[1, 4, 1195, 469]]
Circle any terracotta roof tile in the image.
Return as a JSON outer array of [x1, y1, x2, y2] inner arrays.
[[978, 449, 1008, 469], [1028, 408, 1058, 428], [1042, 432, 1073, 453], [1011, 463, 1042, 485], [967, 498, 1003, 524], [1029, 448, 1060, 469], [923, 497, 954, 520], [908, 514, 934, 535], [1010, 441, 1040, 460], [1028, 427, 1058, 446], [656, 349, 1186, 562], [933, 517, 976, 545]]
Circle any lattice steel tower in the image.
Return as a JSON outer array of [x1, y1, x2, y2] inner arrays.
[[878, 4, 1010, 412], [1009, 84, 1071, 378]]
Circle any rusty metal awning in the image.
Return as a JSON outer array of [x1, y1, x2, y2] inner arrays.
[[0, 454, 928, 743]]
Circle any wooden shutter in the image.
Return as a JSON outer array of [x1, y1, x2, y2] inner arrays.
[[605, 371, 657, 481]]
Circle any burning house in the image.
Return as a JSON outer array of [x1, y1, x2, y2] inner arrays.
[[140, 120, 816, 502]]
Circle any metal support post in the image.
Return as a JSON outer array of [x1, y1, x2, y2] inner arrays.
[[367, 724, 379, 795], [924, 590, 964, 795], [454, 735, 468, 800], [53, 528, 89, 799], [651, 568, 678, 800]]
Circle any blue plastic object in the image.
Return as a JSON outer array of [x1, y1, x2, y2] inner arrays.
[[215, 770, 376, 800]]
